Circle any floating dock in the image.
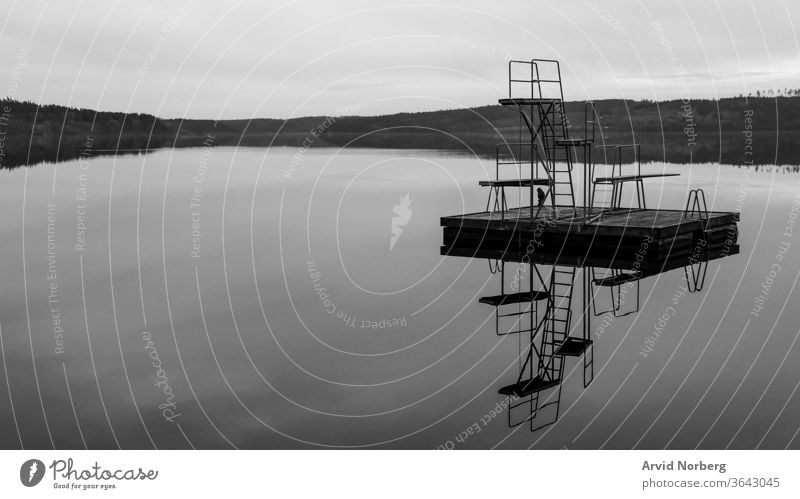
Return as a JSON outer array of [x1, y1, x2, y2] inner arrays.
[[441, 205, 739, 272]]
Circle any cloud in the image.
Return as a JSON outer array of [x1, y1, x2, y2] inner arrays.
[[1, 0, 798, 119]]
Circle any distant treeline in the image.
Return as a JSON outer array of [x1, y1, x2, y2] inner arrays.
[[0, 96, 798, 168]]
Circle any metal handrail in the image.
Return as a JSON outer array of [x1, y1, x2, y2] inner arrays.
[[487, 142, 549, 221], [685, 188, 708, 220], [595, 143, 642, 178], [584, 101, 597, 143], [508, 59, 562, 101], [494, 141, 547, 180], [588, 143, 643, 211]]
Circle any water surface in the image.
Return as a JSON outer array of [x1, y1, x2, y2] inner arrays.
[[0, 147, 798, 449]]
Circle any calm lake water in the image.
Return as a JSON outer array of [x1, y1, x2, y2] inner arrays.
[[1, 147, 799, 449]]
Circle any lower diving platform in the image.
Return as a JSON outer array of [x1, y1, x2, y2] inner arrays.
[[498, 376, 561, 398]]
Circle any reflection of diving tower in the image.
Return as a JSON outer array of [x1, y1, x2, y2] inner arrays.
[[481, 260, 594, 432]]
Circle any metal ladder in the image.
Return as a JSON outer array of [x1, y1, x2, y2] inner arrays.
[[536, 99, 577, 213]]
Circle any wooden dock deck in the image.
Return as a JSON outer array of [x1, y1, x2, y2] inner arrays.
[[441, 206, 739, 272]]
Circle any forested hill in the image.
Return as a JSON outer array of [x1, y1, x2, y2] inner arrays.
[[1, 96, 798, 168]]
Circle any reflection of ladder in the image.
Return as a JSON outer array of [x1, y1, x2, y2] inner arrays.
[[499, 265, 592, 432], [540, 266, 576, 382], [580, 268, 595, 389], [684, 189, 709, 292], [499, 60, 579, 217]]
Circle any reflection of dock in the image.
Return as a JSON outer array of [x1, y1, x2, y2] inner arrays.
[[441, 205, 739, 271]]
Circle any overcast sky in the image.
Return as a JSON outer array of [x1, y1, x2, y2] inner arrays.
[[1, 0, 798, 119]]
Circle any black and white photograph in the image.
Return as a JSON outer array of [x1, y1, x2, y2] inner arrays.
[[0, 0, 799, 496]]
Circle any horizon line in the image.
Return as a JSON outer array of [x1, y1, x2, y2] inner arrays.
[[1, 92, 794, 122]]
